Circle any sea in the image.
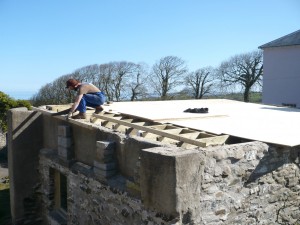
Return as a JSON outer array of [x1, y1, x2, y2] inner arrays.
[[3, 90, 36, 100]]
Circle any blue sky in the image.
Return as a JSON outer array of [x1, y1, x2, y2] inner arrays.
[[0, 0, 299, 99]]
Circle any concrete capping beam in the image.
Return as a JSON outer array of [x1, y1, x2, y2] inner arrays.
[[140, 147, 203, 218], [7, 108, 43, 224]]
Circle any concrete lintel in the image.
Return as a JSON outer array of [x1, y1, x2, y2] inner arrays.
[[140, 147, 203, 217]]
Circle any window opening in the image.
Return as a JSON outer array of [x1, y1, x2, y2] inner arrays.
[[49, 168, 68, 212]]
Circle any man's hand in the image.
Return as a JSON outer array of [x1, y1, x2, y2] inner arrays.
[[67, 112, 72, 120]]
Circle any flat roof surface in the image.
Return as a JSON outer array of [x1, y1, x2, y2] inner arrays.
[[104, 99, 300, 147]]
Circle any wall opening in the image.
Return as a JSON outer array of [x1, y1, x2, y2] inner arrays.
[[59, 173, 68, 211], [49, 167, 68, 224]]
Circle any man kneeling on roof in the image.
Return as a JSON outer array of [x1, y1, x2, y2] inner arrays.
[[66, 78, 106, 119]]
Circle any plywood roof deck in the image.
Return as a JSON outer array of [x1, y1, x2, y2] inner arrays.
[[46, 99, 300, 147], [101, 99, 300, 147]]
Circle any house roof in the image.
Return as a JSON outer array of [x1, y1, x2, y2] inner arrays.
[[46, 99, 300, 147], [259, 29, 300, 49], [96, 99, 300, 147]]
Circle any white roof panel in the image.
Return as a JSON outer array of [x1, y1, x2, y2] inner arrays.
[[105, 99, 300, 147]]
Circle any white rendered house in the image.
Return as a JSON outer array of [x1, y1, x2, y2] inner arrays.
[[259, 29, 300, 107]]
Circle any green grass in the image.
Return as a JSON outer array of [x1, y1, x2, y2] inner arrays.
[[141, 92, 262, 103], [205, 92, 262, 103], [0, 183, 9, 191]]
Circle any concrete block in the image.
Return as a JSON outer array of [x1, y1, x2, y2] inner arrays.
[[58, 136, 72, 148], [94, 161, 117, 170], [96, 155, 114, 163], [94, 167, 117, 178], [58, 146, 74, 160], [71, 162, 93, 176], [58, 125, 72, 137], [95, 141, 115, 162], [140, 147, 202, 217], [96, 141, 115, 152]]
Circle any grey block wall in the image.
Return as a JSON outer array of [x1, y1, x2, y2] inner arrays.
[[7, 108, 43, 224]]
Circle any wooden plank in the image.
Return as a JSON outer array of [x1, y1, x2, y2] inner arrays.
[[179, 132, 200, 139], [114, 124, 131, 133], [102, 121, 118, 129], [142, 132, 161, 141], [196, 135, 229, 147], [93, 114, 228, 147], [160, 128, 183, 134], [157, 136, 181, 145]]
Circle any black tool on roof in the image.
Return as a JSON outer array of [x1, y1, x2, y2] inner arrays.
[[51, 108, 71, 116], [183, 108, 209, 113]]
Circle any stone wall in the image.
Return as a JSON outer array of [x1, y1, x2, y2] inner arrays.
[[197, 142, 300, 225], [8, 108, 300, 225], [38, 139, 300, 225], [39, 149, 180, 225]]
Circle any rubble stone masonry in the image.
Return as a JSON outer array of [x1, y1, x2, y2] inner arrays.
[[38, 141, 300, 225], [7, 108, 300, 225]]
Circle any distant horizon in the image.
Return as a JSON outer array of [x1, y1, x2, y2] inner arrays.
[[3, 90, 36, 100]]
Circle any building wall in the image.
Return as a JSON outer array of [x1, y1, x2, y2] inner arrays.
[[8, 108, 300, 225], [262, 45, 300, 107], [197, 142, 300, 224]]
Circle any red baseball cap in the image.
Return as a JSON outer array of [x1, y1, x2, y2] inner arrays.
[[66, 79, 79, 88]]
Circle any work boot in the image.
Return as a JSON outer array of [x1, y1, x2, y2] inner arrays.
[[94, 106, 104, 114], [71, 112, 86, 119]]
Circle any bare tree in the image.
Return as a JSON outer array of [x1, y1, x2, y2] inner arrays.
[[185, 67, 214, 99], [111, 61, 138, 101], [98, 63, 114, 101], [150, 56, 187, 100], [31, 74, 75, 106], [126, 62, 149, 101], [76, 64, 100, 84], [218, 50, 263, 102]]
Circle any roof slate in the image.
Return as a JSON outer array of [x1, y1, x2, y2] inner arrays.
[[259, 29, 300, 49]]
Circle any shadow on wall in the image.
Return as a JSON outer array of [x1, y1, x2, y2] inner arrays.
[[0, 188, 11, 225], [245, 145, 299, 184]]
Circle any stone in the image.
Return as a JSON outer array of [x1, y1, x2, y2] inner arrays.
[[94, 167, 117, 178], [245, 150, 257, 161], [58, 146, 73, 159]]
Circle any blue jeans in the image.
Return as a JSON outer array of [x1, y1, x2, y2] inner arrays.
[[76, 92, 106, 113]]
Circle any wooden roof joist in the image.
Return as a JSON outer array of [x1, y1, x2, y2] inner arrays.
[[91, 112, 229, 148]]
